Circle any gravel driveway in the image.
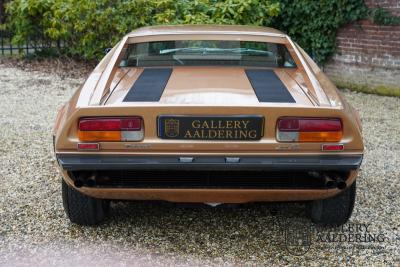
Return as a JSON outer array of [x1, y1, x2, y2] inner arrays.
[[0, 64, 399, 266]]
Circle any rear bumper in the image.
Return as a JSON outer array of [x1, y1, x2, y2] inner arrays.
[[60, 169, 359, 202], [56, 153, 362, 202], [57, 154, 363, 172]]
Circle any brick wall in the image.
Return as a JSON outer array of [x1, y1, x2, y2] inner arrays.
[[325, 0, 400, 91], [365, 0, 399, 15]]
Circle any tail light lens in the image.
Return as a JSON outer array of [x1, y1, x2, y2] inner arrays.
[[78, 117, 143, 142], [77, 143, 100, 150], [322, 144, 344, 151], [277, 117, 342, 142]]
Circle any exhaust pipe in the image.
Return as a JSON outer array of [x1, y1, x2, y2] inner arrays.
[[74, 179, 84, 188], [323, 174, 336, 188], [331, 174, 347, 190], [86, 174, 96, 187], [310, 172, 347, 190], [309, 172, 337, 188], [74, 173, 97, 188], [336, 179, 347, 190]]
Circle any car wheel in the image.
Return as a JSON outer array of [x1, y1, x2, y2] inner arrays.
[[309, 181, 356, 226], [62, 179, 110, 226]]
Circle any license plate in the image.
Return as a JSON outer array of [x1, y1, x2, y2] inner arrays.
[[158, 115, 264, 140]]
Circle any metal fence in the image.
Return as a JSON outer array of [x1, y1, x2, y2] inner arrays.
[[0, 30, 62, 55]]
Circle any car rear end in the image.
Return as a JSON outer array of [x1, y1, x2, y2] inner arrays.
[[56, 102, 362, 202], [54, 26, 363, 225]]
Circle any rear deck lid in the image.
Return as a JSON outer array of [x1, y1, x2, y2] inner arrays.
[[105, 67, 315, 106]]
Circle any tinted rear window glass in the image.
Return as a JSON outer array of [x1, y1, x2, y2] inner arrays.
[[121, 40, 296, 68]]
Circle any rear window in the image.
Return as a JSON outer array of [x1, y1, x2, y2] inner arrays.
[[120, 40, 296, 68]]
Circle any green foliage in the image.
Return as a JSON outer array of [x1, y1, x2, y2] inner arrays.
[[4, 0, 367, 62], [4, 0, 53, 44], [4, 0, 279, 59], [271, 0, 368, 64], [372, 7, 400, 26], [153, 0, 280, 25], [5, 0, 155, 59]]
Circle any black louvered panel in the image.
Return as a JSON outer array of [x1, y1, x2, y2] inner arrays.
[[92, 170, 325, 189]]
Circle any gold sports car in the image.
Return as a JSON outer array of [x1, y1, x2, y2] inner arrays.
[[53, 25, 364, 226]]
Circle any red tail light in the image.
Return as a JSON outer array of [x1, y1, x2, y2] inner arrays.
[[278, 118, 342, 132], [322, 144, 344, 151], [78, 117, 143, 142], [77, 143, 100, 150], [79, 117, 142, 131], [277, 117, 342, 142]]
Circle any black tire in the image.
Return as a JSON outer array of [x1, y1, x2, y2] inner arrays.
[[309, 181, 356, 226], [62, 179, 110, 226]]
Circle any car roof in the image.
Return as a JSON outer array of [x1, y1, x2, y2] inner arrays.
[[126, 25, 286, 38]]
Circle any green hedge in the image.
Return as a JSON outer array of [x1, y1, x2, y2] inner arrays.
[[272, 0, 368, 64], [4, 0, 367, 63], [372, 7, 400, 26]]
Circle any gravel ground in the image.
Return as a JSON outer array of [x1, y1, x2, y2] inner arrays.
[[0, 64, 399, 266]]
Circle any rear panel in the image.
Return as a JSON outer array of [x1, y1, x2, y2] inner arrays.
[[55, 104, 363, 154]]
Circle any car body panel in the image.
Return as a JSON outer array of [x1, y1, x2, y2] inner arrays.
[[54, 102, 363, 153], [105, 67, 314, 106], [61, 169, 358, 202], [53, 25, 364, 203]]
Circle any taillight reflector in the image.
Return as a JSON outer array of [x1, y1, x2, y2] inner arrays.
[[78, 117, 143, 142], [277, 117, 343, 142], [77, 143, 100, 150], [322, 144, 344, 151]]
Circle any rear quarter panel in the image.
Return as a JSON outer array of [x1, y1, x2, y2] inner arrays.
[[298, 46, 363, 134]]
